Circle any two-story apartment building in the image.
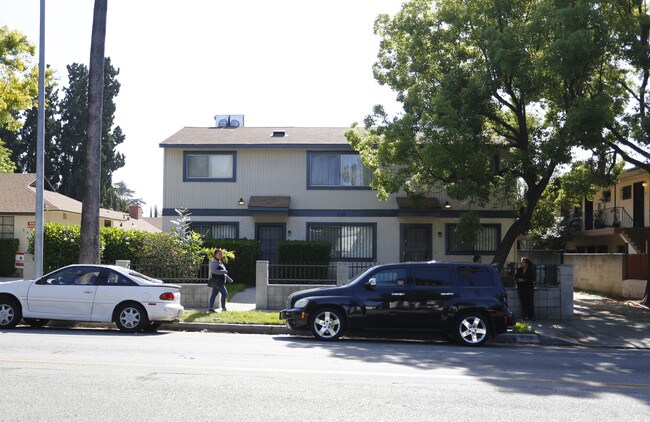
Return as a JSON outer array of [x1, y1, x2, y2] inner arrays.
[[568, 167, 649, 254], [160, 125, 518, 264]]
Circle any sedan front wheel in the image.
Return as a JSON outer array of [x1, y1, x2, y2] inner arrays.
[[309, 307, 344, 341]]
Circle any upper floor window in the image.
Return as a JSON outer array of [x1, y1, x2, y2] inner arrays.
[[0, 216, 14, 239], [308, 152, 372, 189], [184, 151, 236, 182], [446, 224, 500, 254]]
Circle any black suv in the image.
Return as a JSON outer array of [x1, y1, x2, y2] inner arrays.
[[280, 262, 513, 346]]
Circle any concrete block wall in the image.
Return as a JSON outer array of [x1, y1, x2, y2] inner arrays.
[[564, 253, 624, 296], [507, 265, 573, 321]]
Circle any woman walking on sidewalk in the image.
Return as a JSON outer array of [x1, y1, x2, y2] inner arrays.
[[208, 249, 229, 312], [515, 257, 536, 321]]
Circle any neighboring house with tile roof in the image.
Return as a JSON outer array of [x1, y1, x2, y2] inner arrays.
[[160, 124, 519, 265], [0, 173, 161, 252]]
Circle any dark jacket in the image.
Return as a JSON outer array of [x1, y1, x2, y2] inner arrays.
[[515, 266, 535, 287]]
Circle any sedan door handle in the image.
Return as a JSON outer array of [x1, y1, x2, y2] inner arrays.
[[440, 292, 454, 296], [84, 291, 94, 294], [391, 293, 405, 296]]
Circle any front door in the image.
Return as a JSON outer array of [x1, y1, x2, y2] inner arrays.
[[401, 224, 432, 262], [584, 199, 593, 230], [255, 223, 286, 263], [360, 266, 412, 330], [633, 182, 645, 228]]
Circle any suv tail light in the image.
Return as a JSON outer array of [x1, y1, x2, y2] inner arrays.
[[159, 292, 175, 301]]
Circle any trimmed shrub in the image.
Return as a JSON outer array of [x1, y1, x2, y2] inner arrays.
[[100, 228, 147, 265], [203, 238, 259, 286], [0, 238, 19, 276], [278, 240, 331, 280], [28, 223, 81, 273]]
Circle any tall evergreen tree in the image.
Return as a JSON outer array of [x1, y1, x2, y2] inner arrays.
[[58, 57, 125, 205]]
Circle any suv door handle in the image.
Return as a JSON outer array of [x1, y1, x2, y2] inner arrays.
[[440, 292, 454, 296], [391, 292, 405, 296]]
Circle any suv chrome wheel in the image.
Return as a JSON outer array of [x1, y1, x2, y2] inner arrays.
[[456, 313, 489, 346], [310, 308, 344, 341]]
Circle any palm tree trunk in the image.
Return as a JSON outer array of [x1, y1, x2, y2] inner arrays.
[[79, 0, 107, 264]]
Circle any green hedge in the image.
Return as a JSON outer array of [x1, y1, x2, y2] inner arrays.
[[101, 228, 147, 265], [278, 240, 331, 280], [0, 238, 19, 276], [29, 223, 81, 273], [203, 238, 259, 286]]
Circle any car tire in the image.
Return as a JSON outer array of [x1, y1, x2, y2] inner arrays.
[[309, 307, 345, 341], [0, 298, 21, 329], [114, 303, 148, 333], [142, 321, 163, 332], [453, 312, 490, 347], [23, 318, 49, 328]]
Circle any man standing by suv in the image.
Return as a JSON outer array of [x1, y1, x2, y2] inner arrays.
[[515, 258, 536, 321]]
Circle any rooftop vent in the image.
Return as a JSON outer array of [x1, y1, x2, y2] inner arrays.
[[271, 130, 286, 137], [214, 114, 244, 128]]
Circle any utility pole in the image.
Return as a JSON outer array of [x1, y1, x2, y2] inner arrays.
[[34, 0, 46, 278]]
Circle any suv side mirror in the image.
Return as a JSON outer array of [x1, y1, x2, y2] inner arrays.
[[365, 277, 377, 288]]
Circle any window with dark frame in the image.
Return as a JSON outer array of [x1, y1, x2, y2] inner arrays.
[[190, 223, 238, 239], [308, 152, 372, 188], [602, 190, 611, 203], [307, 223, 375, 260], [621, 185, 632, 200], [184, 151, 236, 181], [445, 224, 500, 254], [0, 216, 14, 239]]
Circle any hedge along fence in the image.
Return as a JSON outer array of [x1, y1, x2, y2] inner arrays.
[[0, 238, 19, 276], [203, 238, 259, 287], [28, 223, 204, 276], [277, 240, 331, 281]]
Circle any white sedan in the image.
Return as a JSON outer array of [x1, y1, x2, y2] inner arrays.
[[0, 264, 184, 333]]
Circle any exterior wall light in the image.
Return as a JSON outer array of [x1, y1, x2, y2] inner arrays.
[[238, 198, 245, 205], [444, 201, 452, 209]]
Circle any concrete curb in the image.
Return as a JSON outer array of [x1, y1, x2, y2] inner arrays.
[[40, 321, 580, 346]]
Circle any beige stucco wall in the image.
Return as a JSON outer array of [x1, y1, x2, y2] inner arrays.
[[592, 169, 649, 228], [564, 253, 625, 296]]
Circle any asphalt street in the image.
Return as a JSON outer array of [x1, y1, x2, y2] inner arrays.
[[1, 328, 649, 421]]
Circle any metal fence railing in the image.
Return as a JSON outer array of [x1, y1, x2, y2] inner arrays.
[[129, 262, 209, 284], [268, 262, 376, 285]]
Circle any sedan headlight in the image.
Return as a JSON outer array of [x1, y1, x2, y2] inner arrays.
[[294, 298, 309, 309]]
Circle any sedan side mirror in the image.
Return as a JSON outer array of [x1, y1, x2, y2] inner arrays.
[[365, 277, 377, 288]]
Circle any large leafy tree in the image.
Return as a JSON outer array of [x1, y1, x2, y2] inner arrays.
[[0, 26, 38, 172], [347, 0, 617, 266], [1, 77, 62, 177]]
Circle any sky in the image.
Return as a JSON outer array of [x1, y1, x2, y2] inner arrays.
[[1, 0, 404, 214]]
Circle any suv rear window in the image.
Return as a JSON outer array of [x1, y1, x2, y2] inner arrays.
[[457, 267, 495, 287]]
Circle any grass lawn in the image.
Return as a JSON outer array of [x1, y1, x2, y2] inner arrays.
[[180, 309, 283, 325]]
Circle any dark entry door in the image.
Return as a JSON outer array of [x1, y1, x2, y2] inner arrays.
[[256, 223, 285, 263], [584, 199, 593, 230], [401, 225, 432, 262], [633, 182, 645, 228]]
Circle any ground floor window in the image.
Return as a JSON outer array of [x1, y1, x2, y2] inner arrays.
[[190, 222, 238, 239], [307, 223, 376, 260], [445, 223, 500, 254], [0, 216, 14, 239]]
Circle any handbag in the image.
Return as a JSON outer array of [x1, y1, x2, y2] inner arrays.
[[207, 274, 225, 287]]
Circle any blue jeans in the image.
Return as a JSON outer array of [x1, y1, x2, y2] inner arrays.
[[209, 284, 228, 310]]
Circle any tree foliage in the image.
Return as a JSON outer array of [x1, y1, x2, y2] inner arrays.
[[0, 26, 37, 173], [347, 0, 620, 266]]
